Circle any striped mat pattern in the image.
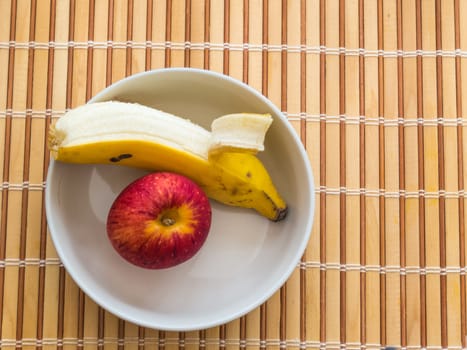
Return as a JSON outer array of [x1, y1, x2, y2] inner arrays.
[[1, 0, 467, 349]]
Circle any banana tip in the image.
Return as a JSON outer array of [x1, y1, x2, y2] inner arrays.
[[273, 206, 288, 222]]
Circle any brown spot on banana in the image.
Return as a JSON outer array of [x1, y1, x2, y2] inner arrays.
[[109, 153, 133, 162]]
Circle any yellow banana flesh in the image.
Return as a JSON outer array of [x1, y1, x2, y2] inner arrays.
[[48, 102, 288, 221]]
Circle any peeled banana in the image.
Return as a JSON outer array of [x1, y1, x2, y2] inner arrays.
[[48, 101, 288, 221]]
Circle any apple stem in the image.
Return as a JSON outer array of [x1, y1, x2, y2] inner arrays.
[[161, 217, 176, 226]]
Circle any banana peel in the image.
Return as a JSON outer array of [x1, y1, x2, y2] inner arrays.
[[48, 101, 288, 221]]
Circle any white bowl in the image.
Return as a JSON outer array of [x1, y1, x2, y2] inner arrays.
[[45, 68, 315, 331]]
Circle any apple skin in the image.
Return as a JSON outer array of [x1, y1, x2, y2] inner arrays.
[[106, 172, 212, 269]]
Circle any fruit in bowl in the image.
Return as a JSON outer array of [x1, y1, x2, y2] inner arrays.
[[45, 68, 315, 331], [107, 172, 212, 269], [48, 101, 287, 221]]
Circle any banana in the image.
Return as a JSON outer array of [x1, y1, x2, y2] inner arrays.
[[48, 101, 288, 221]]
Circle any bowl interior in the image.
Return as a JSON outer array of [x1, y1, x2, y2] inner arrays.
[[46, 68, 314, 331]]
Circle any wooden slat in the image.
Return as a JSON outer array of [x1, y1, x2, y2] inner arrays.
[[358, 0, 366, 347], [382, 1, 400, 347], [304, 0, 320, 345], [402, 1, 421, 347], [344, 0, 360, 346], [363, 0, 381, 346], [455, 1, 466, 348], [16, 0, 36, 343]]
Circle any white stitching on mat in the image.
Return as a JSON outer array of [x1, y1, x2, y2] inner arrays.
[[0, 338, 460, 349], [298, 261, 466, 276], [315, 187, 467, 199], [1, 182, 465, 199], [3, 258, 459, 274], [285, 113, 466, 127], [1, 182, 46, 191], [1, 110, 465, 128], [2, 259, 457, 275], [0, 108, 63, 118], [1, 40, 467, 57], [0, 258, 63, 267]]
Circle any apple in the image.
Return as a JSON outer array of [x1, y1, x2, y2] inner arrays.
[[106, 172, 212, 269]]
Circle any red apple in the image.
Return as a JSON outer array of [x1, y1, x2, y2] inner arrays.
[[106, 172, 212, 269]]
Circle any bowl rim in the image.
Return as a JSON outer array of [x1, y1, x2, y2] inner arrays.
[[45, 67, 315, 331]]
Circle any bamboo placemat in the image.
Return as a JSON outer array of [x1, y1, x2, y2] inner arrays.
[[1, 0, 467, 349]]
